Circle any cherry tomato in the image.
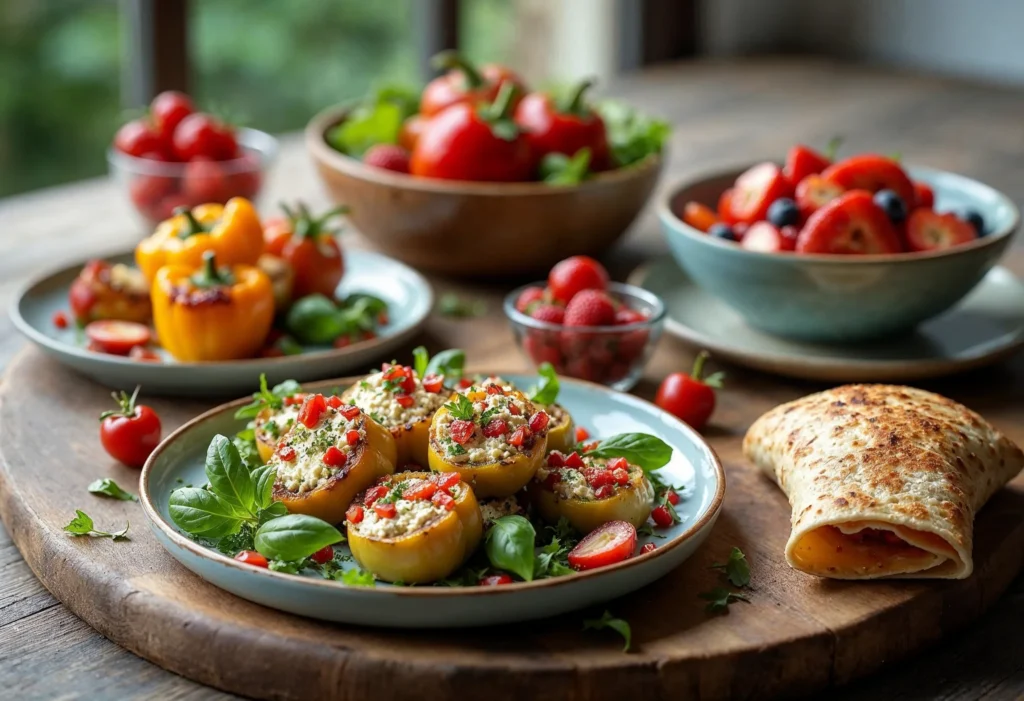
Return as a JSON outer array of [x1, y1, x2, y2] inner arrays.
[[567, 520, 637, 571], [421, 51, 525, 117], [651, 505, 674, 528], [547, 255, 609, 304], [173, 113, 237, 161], [52, 311, 69, 329], [128, 345, 161, 362], [264, 203, 347, 300], [310, 545, 335, 565], [575, 426, 590, 443], [150, 90, 194, 150], [114, 119, 165, 158], [655, 351, 723, 431], [85, 320, 152, 356], [234, 550, 269, 568], [640, 542, 657, 554], [182, 157, 229, 203], [513, 79, 610, 170], [479, 573, 514, 586], [98, 386, 162, 468]]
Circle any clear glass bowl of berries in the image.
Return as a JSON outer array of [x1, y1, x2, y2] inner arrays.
[[107, 91, 278, 232], [504, 257, 666, 391]]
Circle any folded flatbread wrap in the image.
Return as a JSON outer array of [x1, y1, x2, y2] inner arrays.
[[743, 385, 1024, 579]]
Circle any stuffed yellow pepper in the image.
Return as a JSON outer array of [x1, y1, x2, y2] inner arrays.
[[269, 393, 397, 524], [136, 197, 264, 283], [151, 251, 275, 361], [462, 373, 575, 454], [346, 471, 482, 584], [341, 362, 449, 469], [428, 386, 549, 499], [253, 393, 306, 463], [527, 450, 655, 533]]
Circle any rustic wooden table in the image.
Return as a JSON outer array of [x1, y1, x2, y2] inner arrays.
[[2, 58, 1023, 699]]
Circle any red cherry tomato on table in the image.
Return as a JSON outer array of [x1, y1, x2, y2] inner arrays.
[[411, 84, 533, 182], [98, 386, 162, 468], [567, 520, 637, 571], [655, 351, 723, 431], [547, 255, 609, 304], [173, 113, 238, 161], [420, 50, 525, 117], [150, 90, 194, 150], [513, 79, 610, 170], [114, 119, 165, 158], [234, 551, 269, 568], [85, 320, 151, 356], [264, 203, 348, 300]]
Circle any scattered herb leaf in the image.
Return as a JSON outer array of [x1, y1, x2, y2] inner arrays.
[[540, 147, 591, 185], [87, 478, 137, 502], [444, 393, 476, 421], [584, 433, 673, 472], [485, 515, 536, 582], [583, 610, 633, 652], [63, 510, 130, 541], [710, 547, 750, 588], [699, 587, 750, 614], [438, 293, 487, 318], [529, 362, 560, 406]]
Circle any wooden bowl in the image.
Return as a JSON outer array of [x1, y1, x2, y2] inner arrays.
[[305, 104, 664, 277]]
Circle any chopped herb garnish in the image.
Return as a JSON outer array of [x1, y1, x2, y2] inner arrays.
[[583, 610, 633, 652], [699, 587, 749, 613], [63, 510, 130, 541], [710, 547, 750, 588], [444, 393, 476, 421], [87, 478, 137, 502]]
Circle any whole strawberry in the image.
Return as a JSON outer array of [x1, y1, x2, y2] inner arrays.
[[364, 144, 410, 173], [564, 289, 616, 327], [530, 304, 565, 324]]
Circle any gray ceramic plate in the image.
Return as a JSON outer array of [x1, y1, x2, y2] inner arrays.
[[632, 259, 1024, 382], [10, 250, 432, 397], [140, 374, 725, 628]]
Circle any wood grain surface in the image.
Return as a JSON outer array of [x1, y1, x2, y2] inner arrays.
[[2, 58, 1024, 700]]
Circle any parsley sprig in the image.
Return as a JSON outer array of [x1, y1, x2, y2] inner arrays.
[[234, 374, 301, 420], [583, 610, 633, 652], [444, 393, 476, 421], [699, 546, 752, 613], [63, 510, 130, 541]]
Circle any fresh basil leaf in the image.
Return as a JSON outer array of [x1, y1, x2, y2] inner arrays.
[[205, 435, 256, 517], [286, 294, 346, 345], [710, 547, 750, 588], [338, 293, 388, 318], [111, 521, 131, 541], [277, 336, 304, 356], [426, 348, 465, 381], [412, 346, 429, 380], [529, 362, 560, 405], [443, 393, 476, 421], [699, 586, 749, 613], [337, 567, 376, 587], [485, 515, 536, 581], [540, 147, 591, 186], [252, 465, 278, 510], [583, 610, 633, 652], [585, 433, 673, 472], [598, 100, 670, 168], [169, 488, 243, 538], [87, 478, 137, 502], [326, 85, 419, 158], [258, 501, 288, 525], [253, 514, 343, 561], [63, 509, 95, 535]]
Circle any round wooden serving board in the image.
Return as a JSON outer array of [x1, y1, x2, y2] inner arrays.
[[2, 347, 1023, 700]]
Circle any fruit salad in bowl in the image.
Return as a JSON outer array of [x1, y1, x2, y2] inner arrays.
[[658, 144, 1019, 342]]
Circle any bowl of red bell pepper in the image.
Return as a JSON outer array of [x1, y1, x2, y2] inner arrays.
[[658, 144, 1020, 342], [305, 52, 668, 277]]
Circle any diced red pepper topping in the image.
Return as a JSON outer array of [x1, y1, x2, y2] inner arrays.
[[575, 426, 590, 442], [640, 543, 657, 554], [528, 411, 549, 433], [395, 394, 415, 408], [479, 573, 514, 586], [594, 484, 614, 499], [507, 402, 522, 416], [234, 550, 268, 568], [310, 545, 334, 564], [326, 395, 343, 409], [277, 445, 296, 462], [52, 311, 69, 329], [607, 457, 629, 472], [322, 446, 347, 468], [400, 373, 416, 394], [584, 467, 615, 488], [486, 383, 504, 395], [564, 451, 585, 469], [339, 404, 361, 420], [651, 505, 673, 528], [433, 471, 461, 491], [345, 430, 361, 446], [422, 373, 444, 393], [458, 377, 473, 389], [403, 480, 438, 501], [449, 419, 475, 445], [283, 394, 305, 406], [547, 451, 566, 468], [508, 425, 531, 447], [431, 491, 455, 511], [298, 393, 327, 429], [346, 504, 364, 524], [363, 485, 388, 506], [611, 468, 630, 485], [482, 418, 508, 438], [666, 490, 680, 506], [374, 502, 397, 519]]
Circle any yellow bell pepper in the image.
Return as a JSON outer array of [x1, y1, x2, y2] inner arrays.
[[545, 404, 576, 454], [151, 251, 275, 361], [347, 472, 482, 583], [136, 198, 264, 283], [528, 460, 655, 534]]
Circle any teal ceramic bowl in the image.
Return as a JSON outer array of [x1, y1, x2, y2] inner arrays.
[[658, 166, 1020, 342]]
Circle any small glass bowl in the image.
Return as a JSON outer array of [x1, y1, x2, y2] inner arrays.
[[503, 281, 667, 391], [107, 127, 279, 232]]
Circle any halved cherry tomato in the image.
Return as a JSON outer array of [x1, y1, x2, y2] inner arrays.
[[128, 345, 161, 362], [729, 163, 794, 224], [422, 373, 444, 393], [85, 320, 151, 356], [575, 426, 590, 443], [651, 505, 674, 528], [795, 174, 845, 220], [682, 201, 720, 232], [567, 520, 637, 571], [655, 351, 722, 431], [740, 222, 795, 253], [234, 551, 269, 568], [821, 155, 914, 205], [310, 545, 334, 565], [796, 190, 902, 254], [98, 386, 162, 468], [479, 573, 514, 586], [905, 209, 976, 252], [52, 311, 69, 329], [173, 113, 238, 161], [784, 144, 831, 184]]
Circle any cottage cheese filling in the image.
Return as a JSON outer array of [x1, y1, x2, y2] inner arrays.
[[435, 390, 531, 464], [272, 406, 365, 494], [348, 371, 447, 428], [536, 456, 644, 501]]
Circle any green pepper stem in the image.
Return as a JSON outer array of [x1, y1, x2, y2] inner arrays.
[[561, 78, 595, 115], [431, 50, 484, 88], [174, 207, 206, 238], [191, 250, 232, 288], [487, 81, 519, 121]]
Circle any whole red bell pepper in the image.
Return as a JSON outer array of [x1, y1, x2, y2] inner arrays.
[[514, 79, 610, 170], [410, 83, 533, 182], [420, 51, 525, 117]]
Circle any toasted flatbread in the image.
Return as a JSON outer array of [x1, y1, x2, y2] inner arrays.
[[743, 385, 1024, 579]]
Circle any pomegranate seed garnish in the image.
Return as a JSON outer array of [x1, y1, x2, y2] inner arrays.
[[565, 452, 585, 469], [612, 468, 630, 485], [607, 457, 629, 472], [374, 502, 397, 519], [528, 411, 549, 433], [311, 545, 334, 564], [283, 394, 305, 406], [322, 446, 347, 467], [641, 543, 657, 554], [277, 445, 296, 462], [346, 430, 361, 446], [346, 505, 364, 524], [482, 418, 508, 438], [575, 426, 590, 442], [666, 490, 680, 506], [395, 395, 415, 408], [479, 574, 514, 586], [52, 311, 69, 329], [508, 425, 530, 447], [543, 470, 562, 489], [422, 373, 444, 393], [508, 402, 522, 416], [651, 505, 673, 528], [339, 405, 361, 420], [486, 383, 504, 395], [547, 451, 566, 468]]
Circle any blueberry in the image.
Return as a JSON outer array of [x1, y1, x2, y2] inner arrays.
[[873, 189, 908, 225], [708, 223, 737, 242], [767, 198, 799, 228], [960, 209, 985, 236]]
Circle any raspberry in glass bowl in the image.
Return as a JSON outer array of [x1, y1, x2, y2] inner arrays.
[[503, 280, 666, 391]]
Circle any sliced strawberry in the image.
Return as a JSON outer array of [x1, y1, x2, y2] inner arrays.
[[682, 201, 719, 233], [784, 144, 831, 184], [905, 208, 977, 252], [740, 222, 796, 253], [717, 188, 738, 225], [729, 163, 794, 224], [821, 155, 914, 205], [796, 191, 902, 255], [795, 174, 845, 220], [913, 181, 935, 209]]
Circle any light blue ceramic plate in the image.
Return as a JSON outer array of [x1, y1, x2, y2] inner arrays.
[[632, 257, 1024, 382], [140, 374, 725, 628], [10, 250, 432, 397]]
